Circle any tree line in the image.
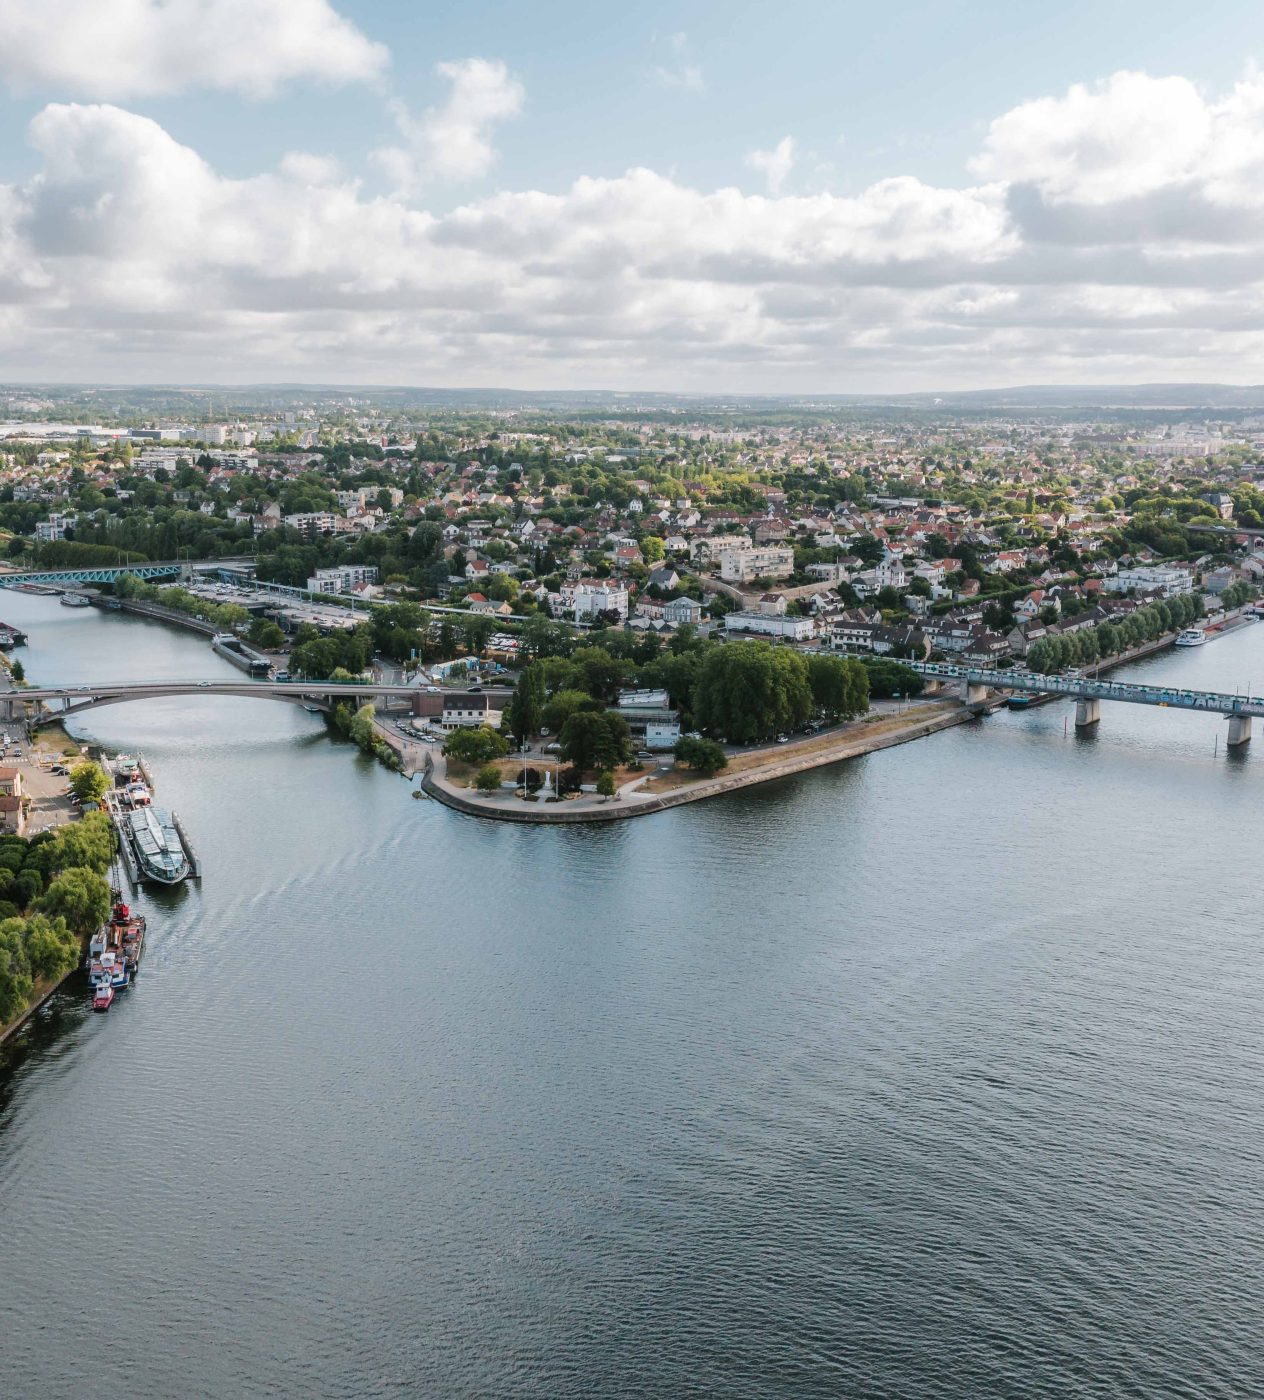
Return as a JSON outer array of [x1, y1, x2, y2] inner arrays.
[[0, 814, 116, 1028], [1026, 592, 1206, 674]]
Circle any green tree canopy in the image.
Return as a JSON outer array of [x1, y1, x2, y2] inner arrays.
[[69, 761, 110, 806], [692, 640, 813, 743], [37, 869, 111, 937], [443, 725, 509, 765]]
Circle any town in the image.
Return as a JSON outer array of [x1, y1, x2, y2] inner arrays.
[[1, 387, 1260, 680]]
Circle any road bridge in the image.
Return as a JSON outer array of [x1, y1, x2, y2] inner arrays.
[[2, 679, 515, 725], [910, 661, 1264, 745]]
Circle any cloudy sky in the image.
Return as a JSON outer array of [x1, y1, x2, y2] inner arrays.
[[1, 0, 1263, 391]]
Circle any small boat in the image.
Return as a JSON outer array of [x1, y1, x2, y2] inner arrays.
[[93, 982, 114, 1012], [1175, 628, 1206, 647], [59, 592, 92, 608], [125, 782, 152, 808]]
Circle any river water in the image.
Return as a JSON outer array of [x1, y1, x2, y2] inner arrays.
[[2, 594, 1263, 1399]]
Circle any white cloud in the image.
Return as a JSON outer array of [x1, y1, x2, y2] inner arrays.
[[0, 0, 388, 100], [746, 136, 797, 194], [971, 71, 1209, 204], [653, 33, 704, 92], [374, 58, 523, 194], [8, 72, 1264, 390]]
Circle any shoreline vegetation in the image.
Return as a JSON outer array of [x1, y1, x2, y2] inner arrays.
[[415, 611, 1250, 824], [418, 700, 970, 823], [0, 811, 116, 1044]]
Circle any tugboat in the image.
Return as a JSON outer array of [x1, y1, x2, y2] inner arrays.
[[87, 950, 126, 994], [93, 982, 115, 1012], [86, 892, 147, 1000], [111, 898, 146, 978]]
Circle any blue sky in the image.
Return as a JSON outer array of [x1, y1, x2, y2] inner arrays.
[[1, 0, 1264, 389]]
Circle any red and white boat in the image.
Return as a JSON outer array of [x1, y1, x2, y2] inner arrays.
[[92, 982, 115, 1012]]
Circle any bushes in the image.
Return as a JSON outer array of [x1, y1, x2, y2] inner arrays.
[[443, 725, 509, 765], [332, 702, 401, 770], [474, 764, 503, 793], [674, 736, 728, 775], [862, 658, 925, 700]]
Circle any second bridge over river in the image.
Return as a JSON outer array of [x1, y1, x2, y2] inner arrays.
[[910, 661, 1264, 745], [2, 679, 509, 725]]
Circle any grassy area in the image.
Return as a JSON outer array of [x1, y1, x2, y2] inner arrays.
[[640, 702, 952, 792]]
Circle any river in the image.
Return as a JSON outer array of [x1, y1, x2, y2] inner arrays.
[[2, 593, 1263, 1399]]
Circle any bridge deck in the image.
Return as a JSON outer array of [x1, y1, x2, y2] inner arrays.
[[910, 661, 1264, 718]]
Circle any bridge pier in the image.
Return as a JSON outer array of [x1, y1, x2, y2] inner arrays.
[[964, 681, 990, 705], [1227, 714, 1253, 747], [1075, 697, 1101, 728]]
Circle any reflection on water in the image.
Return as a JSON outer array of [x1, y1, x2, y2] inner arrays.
[[3, 594, 1264, 1399]]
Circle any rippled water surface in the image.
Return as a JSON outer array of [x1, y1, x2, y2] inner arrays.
[[3, 595, 1264, 1398]]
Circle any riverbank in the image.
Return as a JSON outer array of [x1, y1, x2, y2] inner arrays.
[[0, 962, 81, 1046], [417, 699, 972, 823]]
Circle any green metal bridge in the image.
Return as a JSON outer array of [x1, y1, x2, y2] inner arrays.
[[0, 562, 184, 587]]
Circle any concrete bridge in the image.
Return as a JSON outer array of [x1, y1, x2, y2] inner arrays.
[[5, 679, 448, 725], [910, 661, 1264, 745]]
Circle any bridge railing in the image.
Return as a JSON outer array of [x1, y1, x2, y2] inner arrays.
[[908, 661, 1264, 716]]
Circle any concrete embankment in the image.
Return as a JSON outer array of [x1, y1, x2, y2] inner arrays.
[[418, 704, 976, 825], [98, 598, 220, 636]]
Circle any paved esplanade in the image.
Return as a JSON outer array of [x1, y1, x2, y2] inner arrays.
[[911, 660, 1264, 744]]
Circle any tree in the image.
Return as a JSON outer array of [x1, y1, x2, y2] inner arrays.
[[9, 659, 23, 684], [674, 735, 728, 775], [69, 761, 110, 806], [503, 663, 545, 745], [559, 711, 631, 772], [443, 725, 509, 765], [248, 618, 286, 650], [570, 647, 633, 704], [541, 688, 598, 733], [460, 615, 494, 657], [862, 657, 925, 700], [21, 913, 79, 981], [806, 654, 869, 722], [0, 923, 33, 1024], [474, 764, 503, 793], [596, 769, 617, 799], [692, 640, 813, 743], [519, 615, 575, 660], [37, 869, 111, 937], [640, 536, 666, 563]]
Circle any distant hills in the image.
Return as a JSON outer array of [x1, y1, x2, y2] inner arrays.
[[6, 381, 1264, 416]]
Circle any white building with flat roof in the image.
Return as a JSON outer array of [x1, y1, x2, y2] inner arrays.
[[1105, 566, 1194, 597], [306, 564, 380, 595], [723, 610, 814, 640]]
